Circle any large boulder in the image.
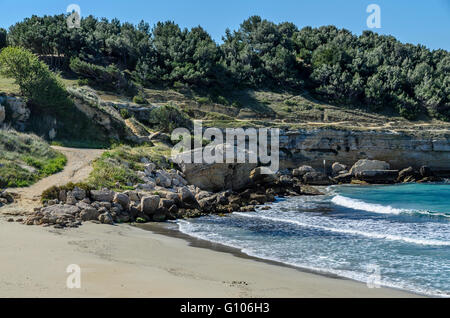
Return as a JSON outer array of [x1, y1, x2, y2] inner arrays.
[[79, 207, 100, 221], [141, 195, 160, 215], [420, 166, 432, 177], [113, 193, 130, 210], [333, 172, 353, 183], [349, 160, 390, 175], [144, 163, 156, 176], [40, 204, 80, 217], [174, 144, 257, 192], [98, 212, 114, 225], [249, 167, 277, 185], [302, 171, 331, 185], [90, 189, 115, 202], [123, 190, 139, 202], [178, 186, 195, 203], [354, 170, 399, 184], [65, 192, 77, 205], [155, 170, 172, 187], [72, 187, 86, 200], [398, 166, 418, 182], [292, 165, 316, 177], [332, 162, 348, 175]]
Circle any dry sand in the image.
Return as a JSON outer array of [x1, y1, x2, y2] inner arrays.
[[0, 219, 419, 298]]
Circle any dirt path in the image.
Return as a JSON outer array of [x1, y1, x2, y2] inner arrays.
[[1, 146, 104, 216]]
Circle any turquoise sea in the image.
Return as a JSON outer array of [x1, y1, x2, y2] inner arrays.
[[177, 183, 450, 296]]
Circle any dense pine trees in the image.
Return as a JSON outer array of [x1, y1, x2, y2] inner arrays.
[[2, 14, 449, 120]]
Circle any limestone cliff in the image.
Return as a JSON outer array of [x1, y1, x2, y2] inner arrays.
[[278, 128, 450, 172]]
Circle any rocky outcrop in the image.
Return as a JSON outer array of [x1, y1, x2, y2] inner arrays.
[[24, 160, 329, 228], [349, 159, 391, 175], [175, 144, 258, 192], [292, 165, 332, 185], [0, 95, 30, 130], [332, 159, 399, 184], [278, 128, 450, 173], [67, 86, 155, 144], [354, 170, 399, 184]]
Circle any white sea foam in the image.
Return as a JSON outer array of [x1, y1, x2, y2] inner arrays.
[[177, 219, 449, 297], [331, 195, 406, 214], [233, 212, 450, 246], [331, 195, 449, 218]]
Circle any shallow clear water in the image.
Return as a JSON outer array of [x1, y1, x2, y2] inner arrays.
[[177, 183, 450, 296]]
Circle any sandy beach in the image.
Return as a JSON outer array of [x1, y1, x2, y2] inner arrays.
[[0, 219, 419, 298]]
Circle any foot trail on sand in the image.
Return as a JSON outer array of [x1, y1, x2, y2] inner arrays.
[[0, 146, 104, 216]]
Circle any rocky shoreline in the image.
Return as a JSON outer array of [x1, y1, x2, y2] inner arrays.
[[18, 155, 447, 229]]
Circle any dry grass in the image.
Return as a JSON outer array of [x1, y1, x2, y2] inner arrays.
[[0, 75, 20, 94]]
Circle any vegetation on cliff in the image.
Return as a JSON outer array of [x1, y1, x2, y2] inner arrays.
[[0, 47, 73, 113], [3, 14, 449, 121], [88, 143, 171, 190], [0, 47, 112, 147], [0, 129, 66, 188]]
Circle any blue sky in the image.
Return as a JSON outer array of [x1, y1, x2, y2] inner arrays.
[[1, 0, 449, 50]]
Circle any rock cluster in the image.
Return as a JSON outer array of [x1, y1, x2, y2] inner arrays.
[[175, 144, 258, 192], [22, 154, 446, 229], [24, 161, 327, 228], [331, 159, 442, 184], [0, 191, 15, 208]]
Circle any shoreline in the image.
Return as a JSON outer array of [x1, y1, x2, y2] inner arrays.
[[138, 221, 346, 280], [0, 218, 420, 298], [137, 221, 426, 297]]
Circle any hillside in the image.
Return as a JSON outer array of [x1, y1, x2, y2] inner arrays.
[[2, 71, 450, 141], [1, 14, 449, 123], [62, 76, 450, 134], [0, 129, 66, 188]]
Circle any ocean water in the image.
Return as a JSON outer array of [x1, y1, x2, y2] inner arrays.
[[177, 183, 450, 297]]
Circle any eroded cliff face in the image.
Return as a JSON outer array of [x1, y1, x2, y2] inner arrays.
[[278, 128, 450, 171]]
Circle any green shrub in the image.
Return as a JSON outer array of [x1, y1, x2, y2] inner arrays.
[[70, 57, 130, 91], [398, 104, 420, 120], [132, 95, 147, 104], [120, 108, 131, 119], [261, 98, 270, 105], [231, 101, 242, 108], [0, 47, 73, 114], [173, 81, 185, 89], [77, 78, 89, 86], [204, 112, 234, 121], [135, 217, 147, 223], [284, 99, 297, 106], [148, 105, 193, 132], [86, 144, 170, 190], [196, 96, 210, 105], [214, 95, 229, 105]]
